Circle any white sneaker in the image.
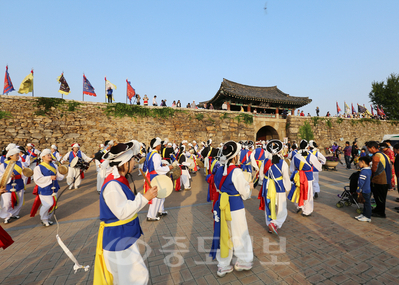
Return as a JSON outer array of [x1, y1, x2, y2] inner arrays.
[[357, 216, 371, 222], [74, 186, 79, 190], [4, 218, 10, 224], [138, 172, 142, 176], [42, 221, 50, 227], [234, 262, 253, 272], [354, 214, 364, 220], [217, 265, 233, 277], [69, 184, 73, 190]]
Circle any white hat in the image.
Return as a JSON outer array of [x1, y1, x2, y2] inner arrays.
[[40, 149, 51, 158], [26, 143, 35, 148], [6, 143, 17, 151], [188, 143, 193, 147], [99, 144, 105, 148], [71, 143, 80, 148], [51, 145, 57, 150], [182, 140, 188, 144], [192, 140, 197, 144], [167, 142, 172, 146], [6, 147, 19, 158], [150, 137, 162, 149]]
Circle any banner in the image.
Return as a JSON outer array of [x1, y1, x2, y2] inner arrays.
[[18, 70, 34, 94], [3, 66, 15, 94], [57, 73, 70, 95], [344, 102, 350, 114], [336, 102, 341, 113], [83, 75, 96, 96], [126, 80, 135, 100]]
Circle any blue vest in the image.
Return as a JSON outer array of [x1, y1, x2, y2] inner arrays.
[[254, 148, 265, 161], [3, 161, 24, 192], [240, 149, 252, 173], [0, 156, 6, 164], [37, 162, 60, 195], [100, 177, 143, 251], [214, 166, 244, 212], [68, 150, 82, 165], [311, 150, 320, 173], [143, 151, 160, 180], [291, 153, 314, 181], [262, 159, 285, 195]]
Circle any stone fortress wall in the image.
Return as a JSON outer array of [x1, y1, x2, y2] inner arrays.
[[1, 95, 398, 157]]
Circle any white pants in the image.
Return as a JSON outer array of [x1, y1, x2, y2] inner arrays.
[[313, 172, 320, 193], [180, 169, 190, 189], [103, 242, 149, 285], [39, 194, 57, 222], [0, 190, 24, 219], [67, 167, 82, 187], [147, 198, 165, 218], [97, 171, 105, 192], [296, 181, 314, 215], [216, 209, 253, 269], [265, 192, 287, 229]]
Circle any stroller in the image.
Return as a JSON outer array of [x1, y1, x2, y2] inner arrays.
[[336, 171, 363, 214]]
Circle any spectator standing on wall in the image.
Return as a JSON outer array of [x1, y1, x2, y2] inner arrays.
[[326, 111, 330, 117], [209, 103, 214, 110], [297, 109, 300, 116], [153, 95, 158, 106], [300, 110, 305, 116], [136, 94, 141, 105], [191, 101, 196, 109], [222, 102, 227, 110], [171, 100, 176, 107], [143, 94, 149, 106], [316, 106, 320, 116], [186, 103, 191, 108], [176, 100, 181, 107]]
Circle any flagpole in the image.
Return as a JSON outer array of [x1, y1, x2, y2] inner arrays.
[[31, 69, 34, 97], [82, 73, 84, 101], [126, 79, 128, 104], [104, 76, 107, 104]]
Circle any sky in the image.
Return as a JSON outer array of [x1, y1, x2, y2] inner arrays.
[[2, 0, 399, 116]]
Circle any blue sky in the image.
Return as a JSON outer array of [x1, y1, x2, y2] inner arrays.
[[2, 0, 399, 116]]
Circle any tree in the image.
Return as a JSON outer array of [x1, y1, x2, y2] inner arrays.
[[369, 73, 399, 120]]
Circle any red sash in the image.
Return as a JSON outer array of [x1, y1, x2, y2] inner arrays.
[[30, 185, 41, 217], [258, 160, 272, 211], [218, 165, 238, 190], [144, 170, 156, 204], [298, 170, 309, 207], [0, 225, 14, 250], [174, 166, 182, 192], [256, 149, 264, 160]]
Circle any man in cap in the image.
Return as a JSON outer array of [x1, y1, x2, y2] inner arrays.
[[144, 137, 173, 221], [308, 140, 326, 199], [61, 143, 91, 190], [0, 147, 28, 224], [51, 145, 62, 164], [26, 143, 41, 181], [93, 141, 158, 284], [1, 143, 17, 164], [210, 141, 254, 277], [31, 149, 65, 226], [258, 140, 291, 235]]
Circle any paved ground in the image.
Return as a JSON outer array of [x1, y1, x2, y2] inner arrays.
[[1, 163, 399, 285]]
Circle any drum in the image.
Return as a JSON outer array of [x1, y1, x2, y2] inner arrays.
[[151, 175, 173, 199], [22, 168, 33, 177], [0, 161, 16, 188], [70, 157, 90, 171], [138, 157, 146, 164], [197, 160, 204, 168], [243, 171, 252, 183], [167, 166, 181, 180], [187, 158, 195, 171]]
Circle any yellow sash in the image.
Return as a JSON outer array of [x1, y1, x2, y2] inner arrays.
[[265, 176, 282, 221], [93, 214, 138, 285], [219, 192, 240, 258], [40, 162, 57, 175], [4, 160, 22, 174]]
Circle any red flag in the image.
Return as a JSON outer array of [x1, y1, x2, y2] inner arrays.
[[126, 80, 135, 100], [376, 106, 382, 116], [370, 105, 374, 116], [3, 65, 15, 94], [336, 102, 341, 113], [380, 105, 386, 116]]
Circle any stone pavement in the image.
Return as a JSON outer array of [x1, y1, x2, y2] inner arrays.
[[1, 163, 399, 285]]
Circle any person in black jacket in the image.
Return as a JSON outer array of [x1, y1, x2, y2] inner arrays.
[[350, 141, 359, 166]]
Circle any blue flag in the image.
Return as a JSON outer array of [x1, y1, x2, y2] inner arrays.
[[83, 74, 96, 96], [3, 66, 15, 94]]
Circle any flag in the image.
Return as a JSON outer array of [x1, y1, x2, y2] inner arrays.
[[336, 102, 341, 113], [357, 104, 366, 113], [370, 104, 374, 116], [3, 66, 15, 94], [57, 73, 70, 95], [83, 74, 96, 96], [105, 77, 116, 101], [376, 105, 382, 116], [380, 105, 386, 116], [18, 70, 34, 94], [344, 102, 350, 114], [351, 103, 356, 114], [126, 80, 135, 100]]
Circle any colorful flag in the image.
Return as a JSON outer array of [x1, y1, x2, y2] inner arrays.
[[18, 70, 34, 94], [126, 80, 135, 100], [336, 102, 341, 113], [376, 105, 382, 116], [57, 73, 70, 95], [380, 105, 386, 116], [344, 102, 350, 114], [351, 103, 356, 114], [3, 66, 15, 94], [105, 77, 116, 101], [357, 104, 366, 113], [83, 74, 96, 96], [370, 104, 374, 116]]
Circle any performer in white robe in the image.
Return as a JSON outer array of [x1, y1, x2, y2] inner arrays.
[[259, 140, 291, 235], [287, 140, 321, 216], [94, 141, 158, 285], [210, 141, 254, 278], [144, 138, 173, 221], [178, 146, 191, 190], [61, 143, 91, 189], [0, 148, 27, 223], [95, 141, 113, 193], [308, 140, 326, 198], [50, 145, 62, 163], [32, 149, 64, 226], [26, 143, 41, 183]]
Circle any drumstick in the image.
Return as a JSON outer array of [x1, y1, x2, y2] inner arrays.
[[140, 169, 152, 188], [252, 171, 259, 183]]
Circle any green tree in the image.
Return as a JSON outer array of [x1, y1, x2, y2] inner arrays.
[[369, 73, 399, 119], [298, 121, 314, 141]]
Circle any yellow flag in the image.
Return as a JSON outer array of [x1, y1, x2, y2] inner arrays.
[[105, 79, 117, 101], [18, 72, 34, 94]]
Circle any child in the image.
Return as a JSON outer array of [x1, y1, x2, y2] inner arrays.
[[355, 156, 372, 222]]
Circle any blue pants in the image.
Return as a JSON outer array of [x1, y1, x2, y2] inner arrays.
[[345, 155, 351, 169], [362, 192, 371, 219]]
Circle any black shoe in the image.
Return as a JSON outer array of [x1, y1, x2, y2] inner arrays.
[[302, 213, 311, 217], [296, 208, 302, 214], [314, 193, 318, 199], [395, 198, 399, 202], [156, 211, 168, 217], [147, 217, 160, 221], [371, 213, 386, 218]]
